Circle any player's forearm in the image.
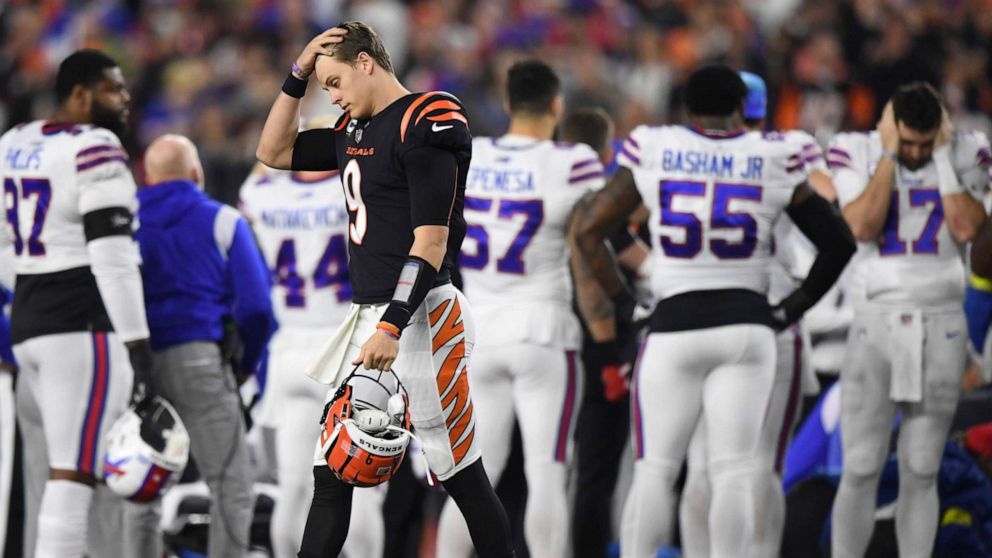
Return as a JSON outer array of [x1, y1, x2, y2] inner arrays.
[[410, 225, 448, 271], [87, 236, 151, 343], [573, 206, 628, 299], [256, 93, 303, 169], [808, 170, 838, 203], [569, 215, 616, 342], [942, 191, 987, 244], [841, 157, 896, 241]]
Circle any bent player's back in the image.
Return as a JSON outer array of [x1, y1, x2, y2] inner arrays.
[[619, 125, 805, 301], [1, 120, 135, 342], [240, 169, 352, 329], [460, 135, 604, 347]]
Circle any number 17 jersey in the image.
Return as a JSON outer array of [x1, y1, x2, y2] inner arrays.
[[618, 125, 805, 301]]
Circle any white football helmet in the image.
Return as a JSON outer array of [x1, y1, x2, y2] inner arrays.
[[103, 396, 190, 502]]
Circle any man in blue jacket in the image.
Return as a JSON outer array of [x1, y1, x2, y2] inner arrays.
[[134, 134, 276, 558]]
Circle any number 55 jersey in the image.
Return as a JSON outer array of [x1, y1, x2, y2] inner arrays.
[[828, 130, 991, 305], [618, 125, 806, 304]]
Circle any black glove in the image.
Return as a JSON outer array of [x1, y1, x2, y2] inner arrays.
[[770, 289, 816, 331], [127, 339, 156, 406]]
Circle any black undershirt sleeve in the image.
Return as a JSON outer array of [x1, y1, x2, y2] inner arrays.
[[83, 207, 133, 241], [291, 129, 339, 171], [402, 146, 459, 228], [783, 188, 856, 312]]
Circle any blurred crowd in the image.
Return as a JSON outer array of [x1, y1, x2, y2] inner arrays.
[[3, 0, 992, 204]]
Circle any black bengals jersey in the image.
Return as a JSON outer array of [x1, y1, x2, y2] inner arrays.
[[291, 91, 471, 304]]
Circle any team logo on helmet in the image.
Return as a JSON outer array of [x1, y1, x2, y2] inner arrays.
[[103, 396, 190, 502]]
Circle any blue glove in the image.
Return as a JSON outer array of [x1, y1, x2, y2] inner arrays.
[[964, 284, 992, 354]]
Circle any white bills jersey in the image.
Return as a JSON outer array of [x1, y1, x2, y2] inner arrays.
[[767, 130, 828, 303], [239, 170, 351, 329], [618, 125, 805, 301], [829, 130, 991, 305], [2, 121, 137, 275], [460, 135, 605, 349]]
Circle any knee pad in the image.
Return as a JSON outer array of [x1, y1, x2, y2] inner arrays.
[[842, 442, 887, 480], [709, 455, 763, 485], [899, 440, 944, 480], [633, 458, 681, 487]]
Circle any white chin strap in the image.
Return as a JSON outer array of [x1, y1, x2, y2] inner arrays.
[[386, 425, 435, 487]]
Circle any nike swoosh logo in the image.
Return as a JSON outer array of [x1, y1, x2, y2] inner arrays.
[[432, 123, 453, 132]]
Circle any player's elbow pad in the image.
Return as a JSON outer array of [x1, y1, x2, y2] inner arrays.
[[86, 234, 150, 343], [786, 192, 856, 302]]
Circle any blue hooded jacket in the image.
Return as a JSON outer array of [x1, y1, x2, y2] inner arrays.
[[136, 179, 275, 373]]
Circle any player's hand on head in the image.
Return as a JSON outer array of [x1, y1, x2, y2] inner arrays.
[[353, 330, 399, 371], [295, 27, 348, 77], [877, 101, 899, 152]]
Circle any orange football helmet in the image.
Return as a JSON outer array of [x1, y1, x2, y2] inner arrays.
[[319, 367, 414, 487]]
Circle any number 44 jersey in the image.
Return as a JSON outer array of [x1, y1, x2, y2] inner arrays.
[[618, 125, 806, 302], [239, 169, 352, 329], [459, 135, 605, 349], [829, 130, 992, 305]]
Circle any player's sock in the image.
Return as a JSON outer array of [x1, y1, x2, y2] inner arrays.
[[34, 479, 93, 558], [831, 470, 881, 558], [754, 471, 787, 558], [895, 466, 939, 558], [678, 466, 711, 558], [621, 459, 680, 558], [441, 459, 514, 558], [298, 466, 353, 558], [709, 458, 761, 558]]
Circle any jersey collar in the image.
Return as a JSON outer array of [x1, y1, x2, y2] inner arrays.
[[685, 124, 747, 140], [492, 134, 541, 150]]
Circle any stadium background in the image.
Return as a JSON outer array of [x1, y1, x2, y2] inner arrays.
[[4, 0, 992, 206], [4, 0, 992, 557]]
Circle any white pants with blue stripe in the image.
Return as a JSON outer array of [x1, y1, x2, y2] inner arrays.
[[13, 330, 132, 556], [13, 330, 131, 478], [622, 324, 776, 558], [435, 342, 582, 558]]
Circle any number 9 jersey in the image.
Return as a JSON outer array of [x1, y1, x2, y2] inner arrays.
[[617, 125, 806, 302], [829, 130, 992, 305]]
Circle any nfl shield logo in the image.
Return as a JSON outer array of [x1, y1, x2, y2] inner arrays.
[[355, 127, 363, 143]]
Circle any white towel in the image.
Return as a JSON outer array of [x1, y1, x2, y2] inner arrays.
[[889, 309, 924, 402], [305, 304, 361, 385]]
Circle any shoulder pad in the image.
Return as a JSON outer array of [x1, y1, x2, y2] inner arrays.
[[399, 91, 470, 152]]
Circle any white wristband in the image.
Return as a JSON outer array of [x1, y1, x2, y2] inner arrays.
[[934, 145, 965, 196]]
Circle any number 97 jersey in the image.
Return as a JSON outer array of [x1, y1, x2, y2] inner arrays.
[[239, 170, 352, 329], [618, 125, 805, 301]]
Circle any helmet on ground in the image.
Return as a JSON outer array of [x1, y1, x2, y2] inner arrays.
[[103, 396, 190, 502], [319, 367, 413, 487]]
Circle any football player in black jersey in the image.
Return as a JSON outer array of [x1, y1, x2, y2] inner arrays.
[[256, 22, 514, 558]]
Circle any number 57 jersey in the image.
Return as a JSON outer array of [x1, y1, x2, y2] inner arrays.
[[460, 135, 605, 349], [618, 125, 805, 301]]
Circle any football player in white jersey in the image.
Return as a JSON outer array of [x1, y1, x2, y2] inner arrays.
[[678, 70, 837, 558], [829, 82, 989, 558], [241, 153, 385, 558], [435, 60, 604, 558], [0, 50, 153, 557], [572, 65, 855, 558]]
